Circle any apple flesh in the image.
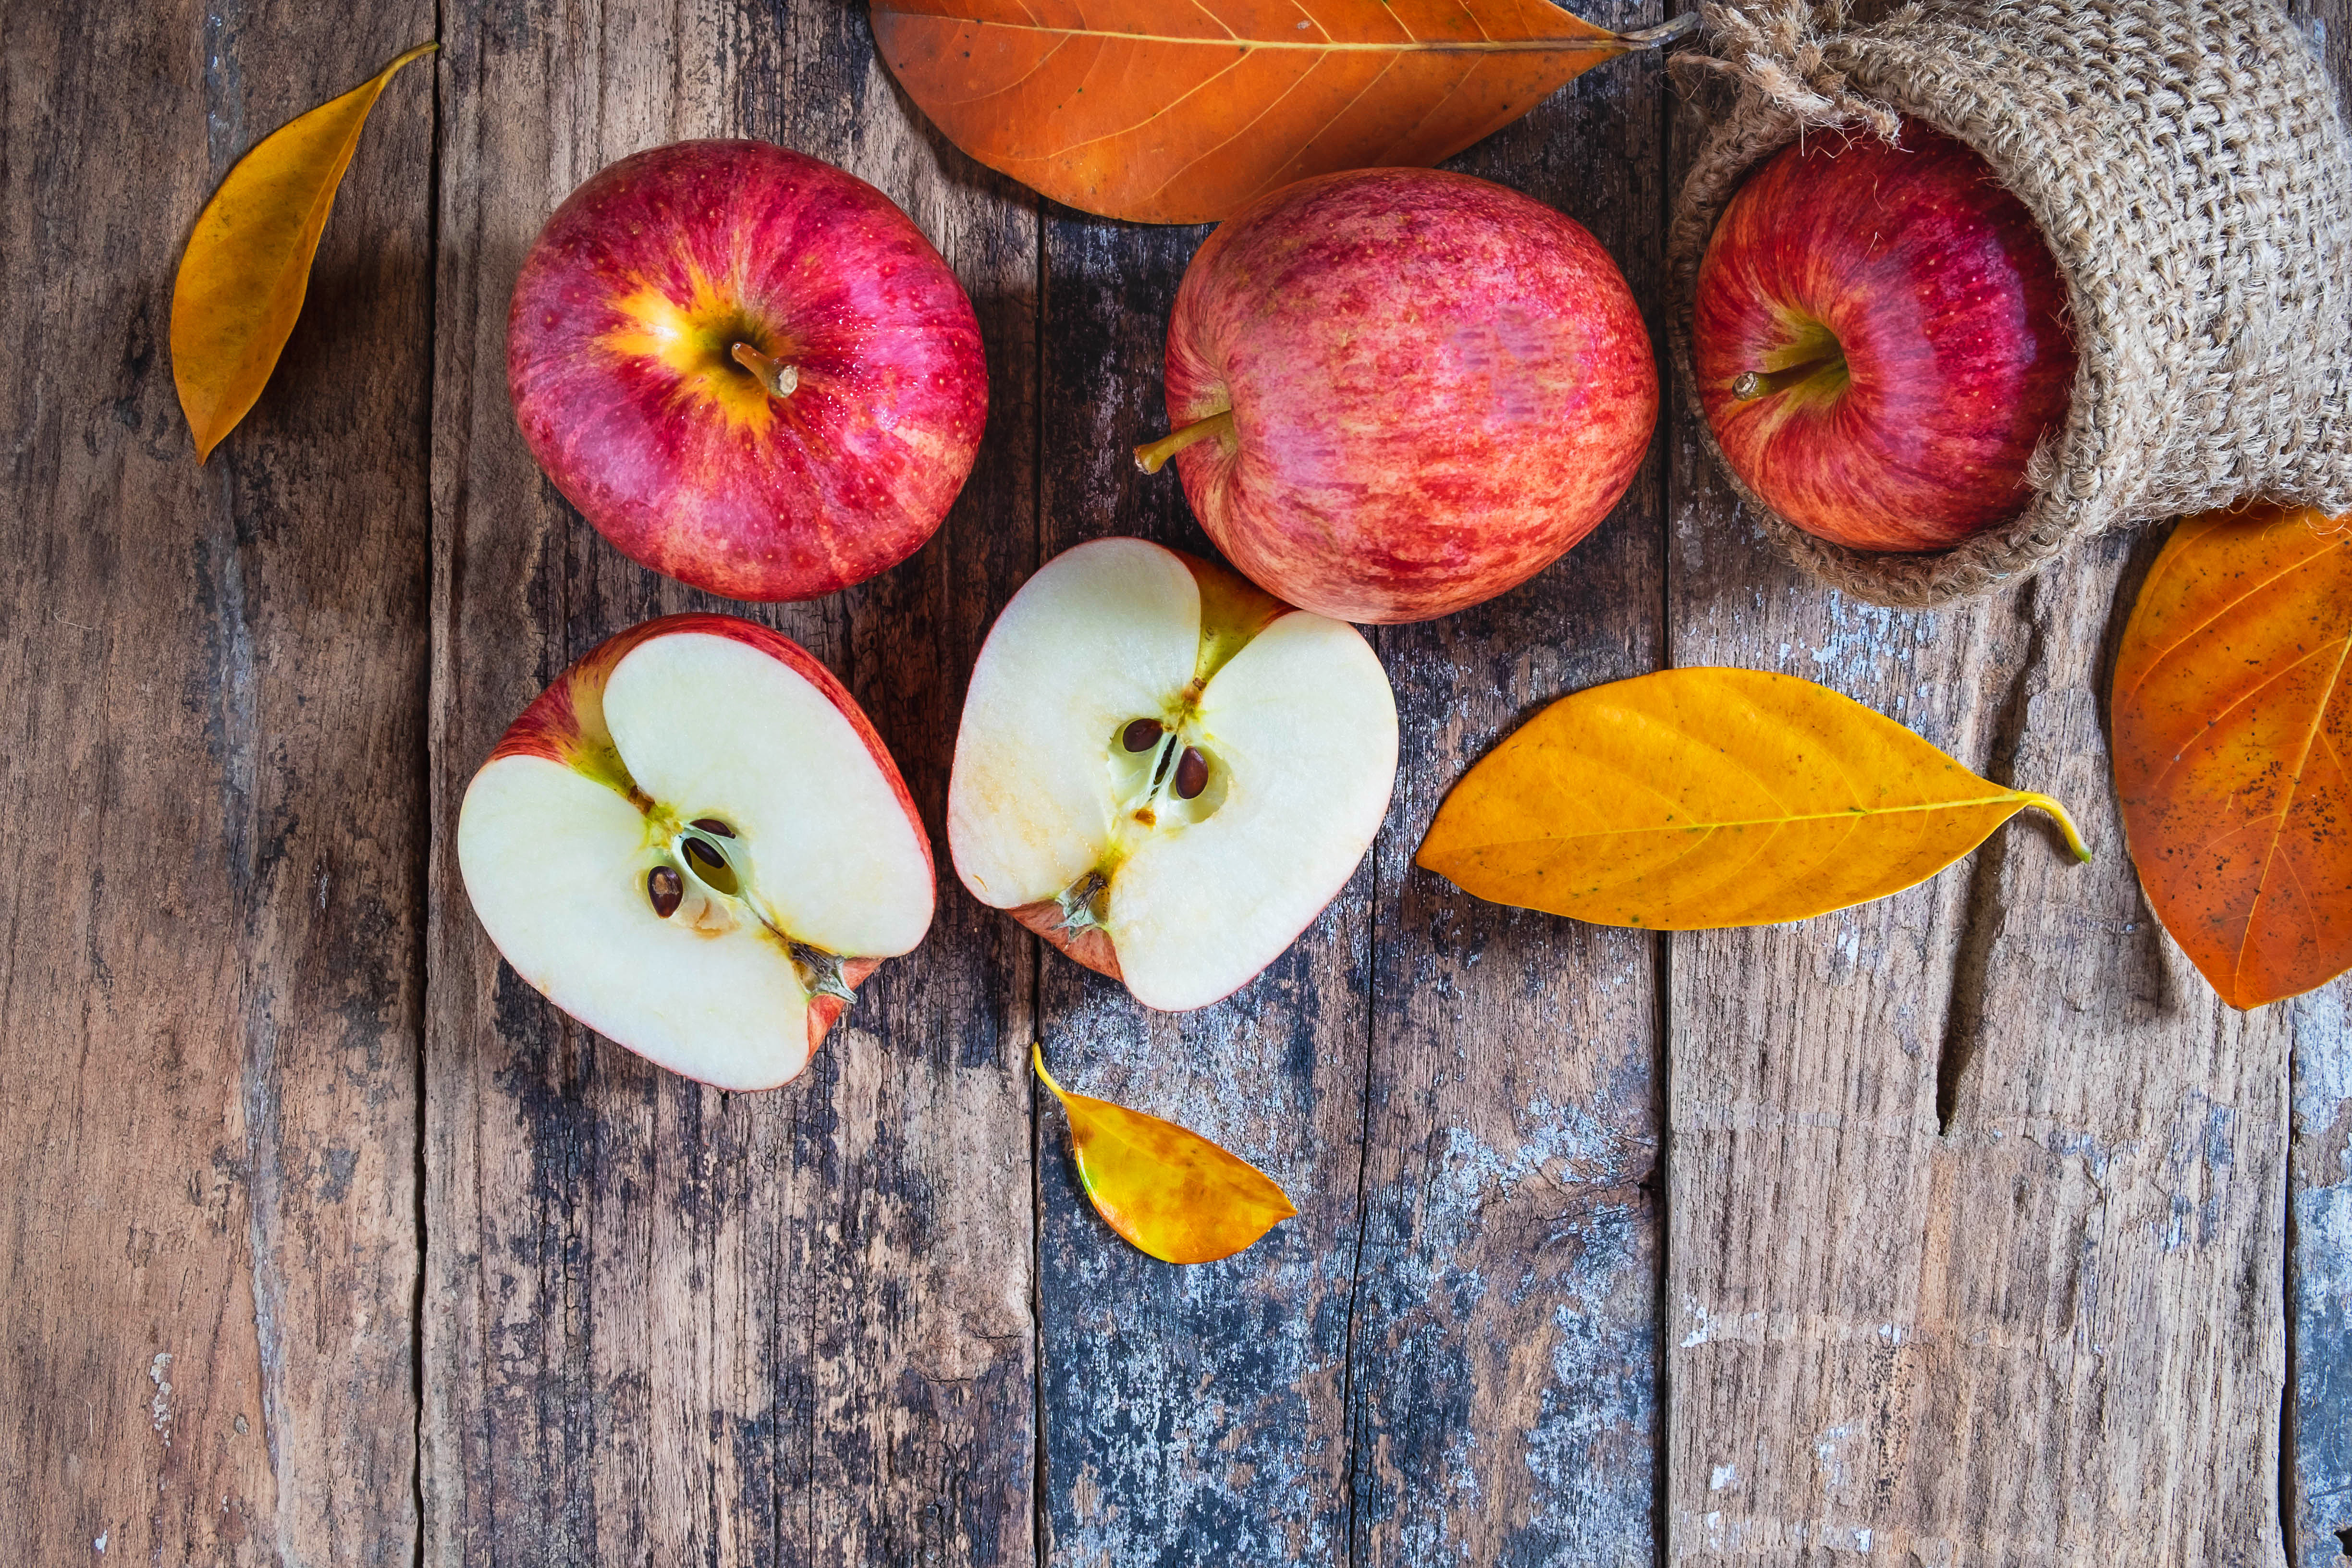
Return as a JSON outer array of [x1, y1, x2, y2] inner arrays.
[[457, 614, 934, 1090], [949, 539, 1397, 1011], [508, 139, 987, 602], [1691, 122, 2077, 553], [1143, 168, 1658, 625]]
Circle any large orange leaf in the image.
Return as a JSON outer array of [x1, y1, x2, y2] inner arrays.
[[2112, 504, 2352, 1009], [1418, 668, 2088, 929], [1033, 1045, 1295, 1264], [870, 0, 1687, 224]]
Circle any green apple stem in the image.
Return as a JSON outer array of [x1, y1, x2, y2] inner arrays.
[[731, 341, 800, 399], [1732, 355, 1843, 402], [1133, 409, 1235, 474]]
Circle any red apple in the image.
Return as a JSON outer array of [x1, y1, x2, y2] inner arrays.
[[508, 140, 987, 601], [1691, 123, 2076, 553], [1138, 168, 1657, 625], [456, 614, 935, 1090]]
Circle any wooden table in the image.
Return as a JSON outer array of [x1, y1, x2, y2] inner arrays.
[[6, 1, 2350, 1562]]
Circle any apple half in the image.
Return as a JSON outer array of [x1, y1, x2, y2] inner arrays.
[[949, 539, 1397, 1011], [457, 614, 934, 1090]]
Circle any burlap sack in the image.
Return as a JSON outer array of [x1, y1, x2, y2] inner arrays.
[[1666, 0, 2352, 607]]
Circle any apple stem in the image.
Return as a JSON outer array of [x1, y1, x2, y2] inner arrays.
[[1133, 409, 1235, 474], [731, 341, 799, 399], [1732, 356, 1843, 402]]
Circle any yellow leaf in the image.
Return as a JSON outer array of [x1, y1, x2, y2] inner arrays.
[[170, 42, 436, 461], [1417, 668, 2089, 929], [1033, 1044, 1295, 1265]]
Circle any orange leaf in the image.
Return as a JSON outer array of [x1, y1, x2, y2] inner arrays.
[[870, 0, 1690, 224], [2111, 504, 2352, 1009], [170, 42, 435, 461], [1033, 1044, 1295, 1264], [1418, 668, 2087, 930]]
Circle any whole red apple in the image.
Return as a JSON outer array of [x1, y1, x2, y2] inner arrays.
[[1691, 123, 2076, 554], [508, 140, 987, 601], [1140, 168, 1657, 625]]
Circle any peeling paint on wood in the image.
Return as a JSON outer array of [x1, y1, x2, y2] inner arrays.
[[2293, 988, 2352, 1568], [1031, 211, 1368, 1565], [1351, 10, 1668, 1559]]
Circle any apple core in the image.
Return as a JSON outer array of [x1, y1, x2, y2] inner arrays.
[[458, 614, 934, 1090], [949, 538, 1397, 1011]]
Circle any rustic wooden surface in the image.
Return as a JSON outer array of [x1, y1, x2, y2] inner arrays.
[[0, 2, 432, 1563], [5, 1, 2349, 1564], [420, 3, 1039, 1562]]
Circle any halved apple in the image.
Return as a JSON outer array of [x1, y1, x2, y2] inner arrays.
[[949, 539, 1397, 1010], [457, 614, 934, 1090]]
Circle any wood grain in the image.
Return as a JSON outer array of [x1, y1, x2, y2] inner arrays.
[[1350, 10, 1669, 1561], [2287, 9, 2352, 1563], [1029, 21, 1675, 1560], [1030, 212, 1373, 1563], [421, 2, 1038, 1563], [2293, 990, 2352, 1568], [12, 0, 2352, 1561], [1665, 78, 2299, 1551], [0, 3, 431, 1563]]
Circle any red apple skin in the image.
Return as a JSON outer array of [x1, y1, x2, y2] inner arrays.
[[1163, 168, 1658, 625], [508, 141, 987, 602], [483, 612, 929, 1055], [1692, 124, 2077, 553]]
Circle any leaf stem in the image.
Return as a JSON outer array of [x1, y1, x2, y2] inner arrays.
[[2019, 792, 2093, 862], [1031, 1041, 1066, 1101], [1133, 409, 1234, 474]]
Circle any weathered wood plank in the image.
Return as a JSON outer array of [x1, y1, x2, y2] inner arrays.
[[2286, 12, 2352, 1563], [1663, 81, 2296, 1555], [1031, 23, 1674, 1559], [0, 4, 430, 1563], [1349, 7, 1671, 1561], [1029, 214, 1373, 1564], [421, 3, 1039, 1562], [2292, 991, 2352, 1568]]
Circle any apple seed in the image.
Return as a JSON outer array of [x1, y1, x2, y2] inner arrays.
[[681, 833, 743, 897], [1174, 746, 1210, 800], [1121, 717, 1164, 752], [646, 865, 684, 919], [690, 817, 735, 837]]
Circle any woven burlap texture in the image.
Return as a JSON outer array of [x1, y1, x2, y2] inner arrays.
[[1667, 0, 2352, 607]]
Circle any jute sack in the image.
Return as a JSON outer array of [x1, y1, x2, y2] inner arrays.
[[1667, 0, 2352, 608]]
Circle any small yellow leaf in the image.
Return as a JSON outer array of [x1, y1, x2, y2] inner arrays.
[[1417, 668, 2088, 929], [1033, 1044, 1296, 1265], [170, 42, 436, 461]]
